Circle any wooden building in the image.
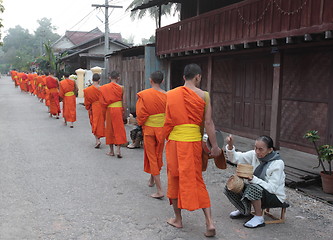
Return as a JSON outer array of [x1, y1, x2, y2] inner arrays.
[[133, 0, 333, 153]]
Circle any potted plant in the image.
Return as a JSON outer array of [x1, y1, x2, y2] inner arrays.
[[304, 130, 333, 194]]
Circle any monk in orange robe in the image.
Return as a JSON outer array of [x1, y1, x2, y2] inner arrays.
[[164, 64, 221, 237], [45, 72, 60, 118], [18, 72, 25, 92], [21, 73, 28, 92], [136, 71, 166, 199], [36, 75, 44, 101], [59, 73, 78, 128], [11, 70, 19, 87], [43, 75, 50, 110], [84, 73, 105, 148], [27, 73, 35, 95], [32, 73, 38, 96], [100, 71, 127, 158]]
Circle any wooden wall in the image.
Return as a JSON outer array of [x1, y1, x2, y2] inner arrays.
[[109, 55, 145, 114], [168, 44, 333, 152], [211, 53, 273, 138], [157, 0, 333, 55], [280, 47, 333, 150]]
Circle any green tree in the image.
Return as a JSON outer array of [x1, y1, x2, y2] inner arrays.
[[126, 0, 180, 28], [44, 41, 57, 72], [0, 18, 60, 72], [1, 26, 35, 71], [0, 0, 4, 42], [122, 34, 135, 46], [34, 18, 60, 55], [141, 35, 155, 45]]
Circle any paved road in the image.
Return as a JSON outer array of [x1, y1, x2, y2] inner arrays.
[[0, 76, 332, 240]]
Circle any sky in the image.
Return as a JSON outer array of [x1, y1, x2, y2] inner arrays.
[[1, 0, 178, 44]]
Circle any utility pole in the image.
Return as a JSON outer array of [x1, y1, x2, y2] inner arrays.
[[92, 1, 122, 84]]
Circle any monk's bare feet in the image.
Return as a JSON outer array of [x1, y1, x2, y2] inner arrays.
[[151, 193, 164, 199], [148, 176, 155, 187], [167, 218, 183, 228], [95, 141, 101, 149], [106, 152, 115, 156], [204, 226, 216, 237]]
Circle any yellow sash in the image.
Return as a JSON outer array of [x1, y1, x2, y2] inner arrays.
[[169, 124, 201, 142], [145, 113, 165, 127], [108, 101, 122, 108], [64, 91, 74, 96]]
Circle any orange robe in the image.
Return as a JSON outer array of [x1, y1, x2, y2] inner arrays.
[[21, 73, 28, 92], [27, 74, 35, 94], [164, 86, 210, 211], [99, 82, 127, 145], [11, 71, 19, 87], [42, 76, 50, 106], [36, 76, 44, 99], [136, 88, 166, 176], [84, 85, 105, 138], [32, 74, 38, 95], [46, 76, 60, 115], [59, 79, 76, 122]]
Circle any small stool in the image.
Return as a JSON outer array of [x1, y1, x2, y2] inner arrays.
[[263, 202, 290, 224]]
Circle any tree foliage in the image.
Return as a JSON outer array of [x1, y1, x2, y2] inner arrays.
[[0, 18, 60, 72], [0, 0, 4, 41], [126, 0, 180, 28]]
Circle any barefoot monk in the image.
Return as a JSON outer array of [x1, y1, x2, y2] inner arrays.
[[84, 73, 105, 148], [99, 71, 127, 158], [164, 64, 221, 237], [136, 71, 167, 200], [59, 73, 78, 128]]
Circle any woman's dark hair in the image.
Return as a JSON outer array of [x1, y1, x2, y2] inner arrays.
[[256, 135, 275, 150]]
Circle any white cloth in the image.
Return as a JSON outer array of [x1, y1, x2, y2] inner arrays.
[[225, 145, 286, 203]]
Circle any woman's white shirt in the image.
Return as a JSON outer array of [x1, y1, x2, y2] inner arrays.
[[225, 145, 286, 203]]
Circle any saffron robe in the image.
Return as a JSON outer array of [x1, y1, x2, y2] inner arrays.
[[59, 79, 76, 122], [136, 88, 166, 176], [99, 82, 127, 145], [36, 76, 43, 99], [164, 86, 210, 211], [46, 76, 60, 115], [84, 85, 105, 138], [11, 71, 19, 86], [27, 74, 34, 93], [42, 76, 50, 106]]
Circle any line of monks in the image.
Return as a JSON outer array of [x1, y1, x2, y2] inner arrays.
[[10, 64, 222, 238], [10, 70, 78, 127], [84, 66, 222, 237]]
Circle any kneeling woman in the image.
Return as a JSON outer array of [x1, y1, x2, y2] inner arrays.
[[224, 135, 286, 228]]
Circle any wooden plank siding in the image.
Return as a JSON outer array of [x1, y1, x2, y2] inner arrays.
[[109, 56, 145, 114], [156, 0, 333, 56], [280, 48, 333, 150]]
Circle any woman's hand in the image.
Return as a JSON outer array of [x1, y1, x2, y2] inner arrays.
[[226, 134, 234, 150]]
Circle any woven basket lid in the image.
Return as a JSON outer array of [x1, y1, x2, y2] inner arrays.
[[226, 175, 244, 193], [236, 163, 253, 178]]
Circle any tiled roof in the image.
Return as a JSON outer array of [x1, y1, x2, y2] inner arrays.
[[65, 28, 122, 45]]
